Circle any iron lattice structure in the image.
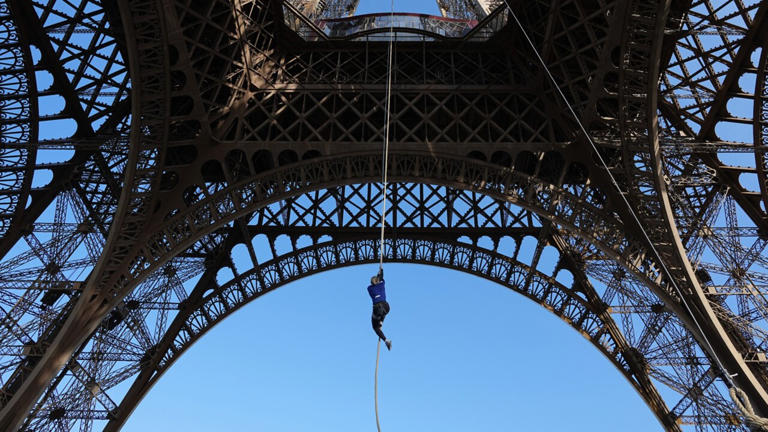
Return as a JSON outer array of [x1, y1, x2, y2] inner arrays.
[[0, 0, 767, 430]]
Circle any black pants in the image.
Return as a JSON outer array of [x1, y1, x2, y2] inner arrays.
[[371, 301, 390, 341]]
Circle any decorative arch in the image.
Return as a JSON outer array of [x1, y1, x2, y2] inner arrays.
[[0, 1, 38, 240], [137, 151, 682, 322], [15, 153, 743, 432], [15, 148, 735, 429], [104, 234, 676, 431]]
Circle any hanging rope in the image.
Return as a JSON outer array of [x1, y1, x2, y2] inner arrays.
[[500, 0, 768, 428], [378, 0, 395, 270], [374, 338, 383, 432], [731, 387, 768, 431], [373, 3, 395, 432]]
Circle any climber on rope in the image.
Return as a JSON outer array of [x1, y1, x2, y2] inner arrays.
[[368, 267, 392, 350]]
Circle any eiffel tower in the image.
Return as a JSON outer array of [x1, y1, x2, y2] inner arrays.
[[1, 0, 767, 430]]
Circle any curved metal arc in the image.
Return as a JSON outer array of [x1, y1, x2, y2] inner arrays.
[[144, 152, 693, 327], [68, 151, 708, 410], [5, 151, 716, 430], [7, 4, 38, 242], [105, 236, 678, 432], [0, 0, 135, 260], [0, 0, 38, 241], [0, 0, 170, 429], [645, 0, 768, 414], [0, 0, 39, 348], [754, 35, 768, 225], [689, 4, 768, 234]]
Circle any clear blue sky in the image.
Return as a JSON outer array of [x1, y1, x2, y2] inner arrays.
[[356, 0, 439, 14], [120, 1, 663, 431]]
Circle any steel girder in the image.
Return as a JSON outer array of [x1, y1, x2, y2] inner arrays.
[[0, 0, 767, 431]]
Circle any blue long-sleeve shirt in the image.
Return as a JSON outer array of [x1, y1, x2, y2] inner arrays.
[[367, 280, 386, 304]]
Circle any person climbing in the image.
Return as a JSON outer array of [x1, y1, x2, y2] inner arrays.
[[368, 268, 392, 350]]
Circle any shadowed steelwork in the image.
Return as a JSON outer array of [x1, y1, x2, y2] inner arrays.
[[0, 0, 766, 431]]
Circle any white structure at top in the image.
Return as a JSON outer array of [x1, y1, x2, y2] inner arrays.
[[291, 0, 360, 20], [436, 0, 502, 19]]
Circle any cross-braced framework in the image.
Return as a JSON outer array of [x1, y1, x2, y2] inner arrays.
[[0, 0, 767, 430]]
